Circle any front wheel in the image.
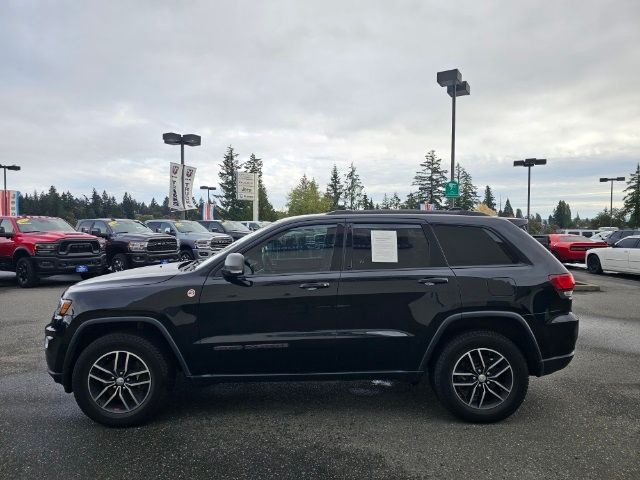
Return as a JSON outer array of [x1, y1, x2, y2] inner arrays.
[[72, 333, 173, 427], [16, 257, 39, 288], [587, 254, 603, 274], [179, 249, 194, 261], [432, 330, 529, 423], [110, 253, 129, 272]]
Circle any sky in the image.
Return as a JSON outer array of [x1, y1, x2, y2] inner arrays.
[[1, 0, 639, 219]]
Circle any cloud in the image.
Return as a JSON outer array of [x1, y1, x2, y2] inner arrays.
[[1, 0, 639, 218]]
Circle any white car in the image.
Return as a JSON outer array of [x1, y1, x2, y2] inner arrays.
[[586, 235, 640, 275], [590, 231, 613, 242]]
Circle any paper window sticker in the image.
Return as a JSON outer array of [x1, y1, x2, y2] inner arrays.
[[370, 230, 398, 263]]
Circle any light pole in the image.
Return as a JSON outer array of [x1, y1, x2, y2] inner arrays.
[[513, 158, 547, 231], [200, 185, 217, 220], [599, 177, 625, 227], [0, 164, 21, 216], [163, 133, 201, 220], [437, 69, 470, 208]]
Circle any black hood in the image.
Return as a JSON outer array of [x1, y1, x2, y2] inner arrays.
[[111, 232, 174, 242], [69, 262, 182, 291]]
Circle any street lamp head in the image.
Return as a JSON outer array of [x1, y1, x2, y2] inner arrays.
[[200, 186, 209, 190], [7, 165, 21, 171], [616, 177, 625, 181], [162, 132, 182, 145], [599, 178, 609, 182], [182, 134, 201, 147], [513, 160, 526, 167], [437, 69, 462, 87], [447, 81, 470, 98]]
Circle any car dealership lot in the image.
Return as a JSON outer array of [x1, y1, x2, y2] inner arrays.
[[0, 271, 638, 479]]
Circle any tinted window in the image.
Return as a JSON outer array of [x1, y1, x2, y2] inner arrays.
[[617, 238, 639, 248], [0, 219, 14, 234], [433, 225, 519, 266], [244, 224, 340, 274], [350, 224, 430, 270], [77, 220, 92, 233], [92, 221, 108, 235]]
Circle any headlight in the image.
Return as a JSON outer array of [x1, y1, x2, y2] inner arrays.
[[36, 243, 57, 253], [128, 241, 148, 252], [98, 239, 106, 251]]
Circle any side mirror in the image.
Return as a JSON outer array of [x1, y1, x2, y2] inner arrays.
[[155, 228, 161, 233], [222, 253, 245, 278], [90, 229, 102, 237], [80, 227, 89, 233], [164, 227, 174, 235], [0, 227, 13, 238]]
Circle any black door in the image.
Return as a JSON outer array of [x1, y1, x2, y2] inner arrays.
[[194, 221, 344, 376], [334, 221, 460, 373]]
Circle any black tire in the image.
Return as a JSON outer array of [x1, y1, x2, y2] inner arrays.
[[72, 333, 173, 427], [15, 257, 39, 288], [179, 249, 194, 261], [110, 253, 129, 272], [587, 254, 603, 274], [432, 330, 529, 423]]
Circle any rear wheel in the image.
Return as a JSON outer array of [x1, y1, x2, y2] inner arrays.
[[587, 254, 603, 274], [432, 330, 529, 423], [72, 333, 173, 427], [15, 257, 39, 288]]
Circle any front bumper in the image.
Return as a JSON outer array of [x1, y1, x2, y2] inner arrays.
[[33, 254, 106, 275], [128, 251, 179, 266]]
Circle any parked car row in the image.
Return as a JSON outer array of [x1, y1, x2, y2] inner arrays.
[[533, 232, 640, 276], [0, 215, 256, 287]]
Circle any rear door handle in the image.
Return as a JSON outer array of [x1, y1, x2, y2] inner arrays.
[[418, 277, 449, 285], [299, 282, 330, 290]]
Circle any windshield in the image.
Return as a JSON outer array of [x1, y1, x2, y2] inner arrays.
[[173, 221, 210, 234], [108, 219, 153, 234], [223, 220, 251, 232], [15, 217, 75, 233]]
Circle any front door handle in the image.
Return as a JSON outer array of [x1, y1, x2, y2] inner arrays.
[[418, 277, 449, 285], [299, 282, 330, 290]]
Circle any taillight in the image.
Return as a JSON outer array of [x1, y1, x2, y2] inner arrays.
[[548, 273, 575, 298]]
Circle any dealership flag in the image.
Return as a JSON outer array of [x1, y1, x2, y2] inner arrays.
[[169, 162, 184, 211], [183, 165, 197, 210], [0, 190, 19, 216]]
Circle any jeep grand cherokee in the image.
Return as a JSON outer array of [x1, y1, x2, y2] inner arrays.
[[45, 211, 578, 426]]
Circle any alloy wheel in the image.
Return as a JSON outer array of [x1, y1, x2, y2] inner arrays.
[[16, 263, 28, 284], [87, 350, 152, 414], [112, 258, 125, 272], [451, 348, 513, 410]]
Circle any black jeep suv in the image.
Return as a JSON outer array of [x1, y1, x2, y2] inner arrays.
[[46, 211, 578, 427], [77, 219, 179, 272]]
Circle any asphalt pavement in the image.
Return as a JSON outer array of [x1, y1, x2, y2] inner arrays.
[[0, 270, 638, 479]]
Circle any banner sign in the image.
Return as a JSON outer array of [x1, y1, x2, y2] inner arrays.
[[0, 190, 19, 216], [202, 202, 216, 221], [169, 163, 197, 211], [169, 162, 184, 211], [236, 172, 256, 201], [183, 165, 197, 210]]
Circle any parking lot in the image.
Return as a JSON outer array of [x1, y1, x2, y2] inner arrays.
[[0, 269, 638, 479]]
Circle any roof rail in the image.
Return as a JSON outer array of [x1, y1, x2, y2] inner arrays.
[[326, 209, 488, 216]]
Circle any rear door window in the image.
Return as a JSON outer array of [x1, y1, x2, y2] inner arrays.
[[432, 224, 519, 267], [349, 224, 430, 270], [617, 238, 640, 248]]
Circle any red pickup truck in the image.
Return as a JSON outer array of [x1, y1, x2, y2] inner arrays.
[[0, 216, 106, 287]]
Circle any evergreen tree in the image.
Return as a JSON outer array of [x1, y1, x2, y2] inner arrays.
[[389, 192, 402, 209], [343, 162, 364, 210], [245, 153, 277, 221], [516, 208, 523, 218], [503, 198, 514, 217], [403, 192, 419, 209], [552, 200, 572, 228], [456, 165, 479, 211], [216, 146, 247, 220], [380, 193, 391, 209], [413, 150, 448, 209], [325, 164, 343, 210], [122, 192, 135, 218], [623, 163, 640, 227], [287, 175, 331, 215], [483, 186, 496, 211]]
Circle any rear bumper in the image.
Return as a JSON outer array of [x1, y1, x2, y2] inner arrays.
[[540, 352, 574, 375], [33, 254, 105, 275], [536, 312, 579, 376]]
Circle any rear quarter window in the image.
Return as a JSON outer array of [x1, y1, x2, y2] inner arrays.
[[432, 224, 520, 267]]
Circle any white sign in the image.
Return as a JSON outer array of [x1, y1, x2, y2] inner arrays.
[[183, 165, 197, 210], [169, 162, 184, 211], [236, 171, 256, 201], [370, 230, 398, 263]]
